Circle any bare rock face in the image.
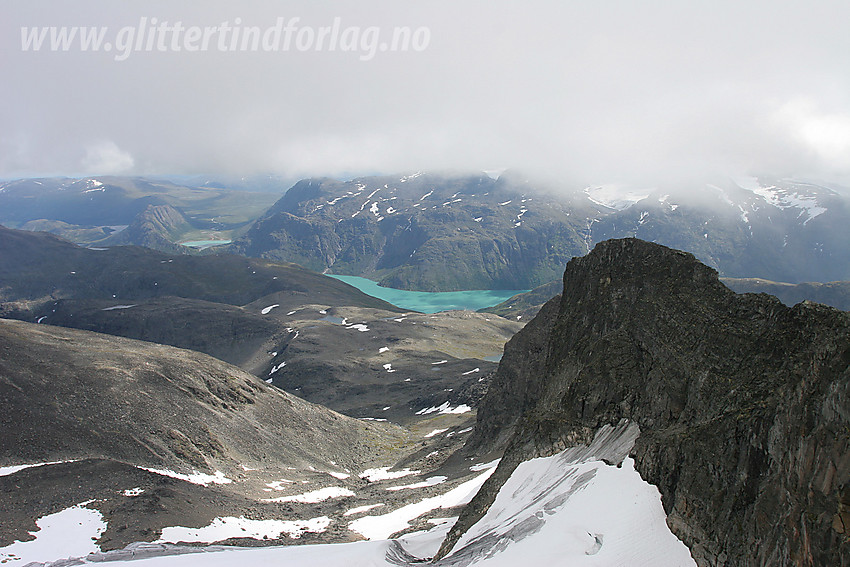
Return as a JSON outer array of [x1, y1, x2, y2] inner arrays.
[[442, 238, 850, 566]]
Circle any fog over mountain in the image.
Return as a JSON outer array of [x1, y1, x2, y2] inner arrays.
[[3, 1, 850, 188]]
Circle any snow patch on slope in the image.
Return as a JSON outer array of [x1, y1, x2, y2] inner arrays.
[[584, 185, 650, 211], [137, 468, 232, 486], [157, 516, 330, 543], [415, 402, 472, 415], [349, 467, 496, 540], [736, 176, 830, 224], [0, 503, 105, 565], [0, 460, 80, 476], [441, 420, 695, 566], [263, 487, 354, 503]]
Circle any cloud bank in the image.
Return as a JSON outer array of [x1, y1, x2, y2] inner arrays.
[[2, 0, 849, 187]]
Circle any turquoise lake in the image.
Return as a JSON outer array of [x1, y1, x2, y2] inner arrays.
[[179, 240, 233, 249], [327, 275, 527, 314]]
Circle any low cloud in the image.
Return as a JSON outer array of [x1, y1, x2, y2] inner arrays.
[[82, 141, 135, 175], [3, 1, 850, 188]]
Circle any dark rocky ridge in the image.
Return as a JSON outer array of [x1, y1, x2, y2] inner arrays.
[[0, 225, 398, 309], [440, 238, 850, 566], [724, 277, 850, 312], [2, 296, 289, 371], [484, 276, 850, 323]]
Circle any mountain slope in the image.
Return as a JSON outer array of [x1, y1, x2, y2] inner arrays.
[[0, 224, 401, 383], [99, 204, 192, 253], [0, 319, 408, 549], [0, 225, 399, 309], [441, 239, 850, 566], [232, 173, 850, 291], [229, 173, 596, 291], [0, 319, 396, 471], [0, 226, 523, 424]]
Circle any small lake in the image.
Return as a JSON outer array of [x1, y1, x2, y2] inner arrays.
[[180, 240, 233, 249], [327, 274, 527, 314]]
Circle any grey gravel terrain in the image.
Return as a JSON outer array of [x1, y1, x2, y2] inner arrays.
[[0, 319, 499, 552]]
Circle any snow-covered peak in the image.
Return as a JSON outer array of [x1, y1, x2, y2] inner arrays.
[[483, 168, 507, 180], [399, 172, 424, 183], [734, 177, 831, 224], [583, 185, 651, 211], [77, 178, 105, 193]]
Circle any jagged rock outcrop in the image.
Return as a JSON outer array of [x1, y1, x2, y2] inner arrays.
[[440, 238, 850, 566], [724, 277, 850, 312], [486, 277, 850, 322]]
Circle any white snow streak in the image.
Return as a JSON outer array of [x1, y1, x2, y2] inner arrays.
[[263, 487, 354, 503]]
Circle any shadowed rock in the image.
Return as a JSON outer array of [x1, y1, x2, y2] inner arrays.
[[440, 238, 850, 566]]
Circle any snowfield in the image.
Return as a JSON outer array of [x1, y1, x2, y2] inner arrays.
[[415, 402, 472, 415], [136, 467, 232, 486], [263, 487, 355, 503], [0, 460, 80, 476], [157, 516, 331, 543], [2, 422, 695, 566], [0, 503, 105, 565], [261, 304, 279, 315], [444, 455, 695, 566]]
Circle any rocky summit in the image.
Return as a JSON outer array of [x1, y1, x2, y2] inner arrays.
[[442, 238, 850, 566]]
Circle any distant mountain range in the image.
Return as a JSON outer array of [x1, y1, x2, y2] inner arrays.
[[0, 176, 280, 249], [229, 173, 850, 290], [4, 173, 850, 291], [228, 172, 596, 291]]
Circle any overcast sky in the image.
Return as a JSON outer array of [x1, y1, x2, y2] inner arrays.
[[2, 0, 850, 186]]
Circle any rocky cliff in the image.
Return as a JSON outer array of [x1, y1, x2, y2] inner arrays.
[[440, 238, 850, 566]]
